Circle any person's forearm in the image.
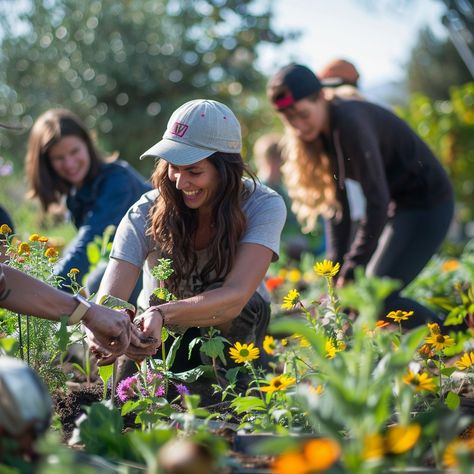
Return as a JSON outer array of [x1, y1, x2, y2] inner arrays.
[[1, 265, 78, 321]]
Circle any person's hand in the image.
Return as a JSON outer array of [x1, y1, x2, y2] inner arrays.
[[85, 325, 119, 366], [126, 307, 164, 361], [82, 303, 135, 355]]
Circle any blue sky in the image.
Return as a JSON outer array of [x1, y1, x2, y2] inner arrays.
[[258, 0, 447, 88]]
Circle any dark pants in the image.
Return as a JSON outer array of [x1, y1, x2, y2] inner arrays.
[[116, 288, 271, 386], [366, 199, 454, 328]]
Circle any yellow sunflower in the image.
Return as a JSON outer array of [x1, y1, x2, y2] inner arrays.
[[281, 289, 300, 310], [17, 242, 31, 255], [402, 370, 436, 392], [386, 310, 414, 323], [455, 352, 474, 371], [68, 268, 80, 275], [385, 424, 421, 454], [363, 433, 385, 460], [228, 342, 260, 364], [29, 233, 40, 242], [38, 236, 49, 243], [443, 438, 474, 467], [425, 332, 455, 351], [0, 224, 12, 235], [44, 247, 59, 258], [287, 269, 302, 283], [260, 374, 296, 394], [325, 339, 336, 359], [313, 259, 340, 278], [427, 322, 441, 335], [263, 335, 276, 355]]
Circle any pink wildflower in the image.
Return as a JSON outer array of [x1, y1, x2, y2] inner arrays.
[[155, 386, 166, 397], [116, 375, 138, 402], [146, 370, 163, 384]]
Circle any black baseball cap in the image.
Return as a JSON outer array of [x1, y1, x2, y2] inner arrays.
[[267, 63, 322, 110]]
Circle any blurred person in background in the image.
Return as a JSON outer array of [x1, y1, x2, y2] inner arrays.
[[253, 133, 323, 260], [25, 109, 151, 300], [267, 63, 454, 328]]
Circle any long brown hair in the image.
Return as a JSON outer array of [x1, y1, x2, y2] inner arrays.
[[148, 152, 254, 295], [25, 109, 103, 211], [267, 82, 339, 231]]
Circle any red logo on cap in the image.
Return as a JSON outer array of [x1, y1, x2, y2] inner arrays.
[[274, 92, 295, 110], [170, 122, 188, 137]]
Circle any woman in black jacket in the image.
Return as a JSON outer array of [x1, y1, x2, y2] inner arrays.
[[267, 63, 454, 327]]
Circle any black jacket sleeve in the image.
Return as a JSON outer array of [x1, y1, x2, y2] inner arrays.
[[334, 117, 390, 280]]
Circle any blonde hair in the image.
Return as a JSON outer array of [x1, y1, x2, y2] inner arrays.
[[281, 131, 339, 232], [322, 84, 365, 101], [267, 80, 341, 232]]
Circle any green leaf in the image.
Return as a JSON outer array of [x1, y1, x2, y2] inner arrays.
[[56, 316, 72, 352], [200, 338, 225, 359], [230, 396, 266, 415], [445, 391, 460, 410], [98, 294, 135, 313], [440, 367, 457, 377], [0, 337, 18, 356], [166, 334, 183, 368], [98, 363, 114, 399], [173, 366, 209, 383], [188, 336, 202, 359], [86, 242, 101, 265]]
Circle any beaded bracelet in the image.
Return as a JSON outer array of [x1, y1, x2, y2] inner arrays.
[[150, 305, 166, 326]]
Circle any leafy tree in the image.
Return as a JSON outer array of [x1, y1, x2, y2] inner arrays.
[[0, 0, 287, 174], [397, 82, 474, 222], [406, 27, 472, 100]]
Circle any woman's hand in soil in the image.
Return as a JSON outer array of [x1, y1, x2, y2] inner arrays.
[[82, 303, 135, 355], [126, 307, 163, 360]]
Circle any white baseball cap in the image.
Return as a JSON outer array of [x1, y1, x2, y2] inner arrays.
[[140, 99, 242, 165]]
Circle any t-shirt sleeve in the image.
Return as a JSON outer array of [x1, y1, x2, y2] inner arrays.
[[241, 186, 287, 261], [110, 193, 156, 268]]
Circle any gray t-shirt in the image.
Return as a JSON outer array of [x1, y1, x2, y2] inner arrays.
[[110, 179, 286, 308]]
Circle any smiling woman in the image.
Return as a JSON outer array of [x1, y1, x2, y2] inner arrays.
[[24, 109, 151, 294], [87, 99, 287, 381]]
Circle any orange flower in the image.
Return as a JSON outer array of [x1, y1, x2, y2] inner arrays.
[[376, 320, 390, 329], [272, 451, 308, 474], [38, 236, 49, 243], [442, 259, 460, 272], [265, 276, 285, 292], [304, 438, 341, 471], [272, 438, 340, 474], [29, 233, 40, 242], [44, 247, 59, 258]]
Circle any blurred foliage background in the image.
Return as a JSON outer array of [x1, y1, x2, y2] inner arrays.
[[0, 0, 473, 238]]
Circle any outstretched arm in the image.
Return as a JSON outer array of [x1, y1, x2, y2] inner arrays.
[[135, 243, 273, 344], [0, 263, 141, 355]]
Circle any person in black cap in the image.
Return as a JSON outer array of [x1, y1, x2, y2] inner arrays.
[[267, 63, 454, 328]]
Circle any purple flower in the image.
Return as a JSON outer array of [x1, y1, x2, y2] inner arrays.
[[175, 383, 190, 396], [155, 386, 166, 397], [146, 370, 163, 384], [116, 375, 138, 403]]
